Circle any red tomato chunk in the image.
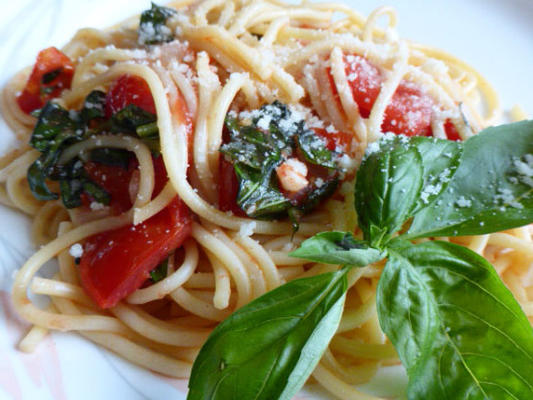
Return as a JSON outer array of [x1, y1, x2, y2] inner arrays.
[[16, 47, 74, 114]]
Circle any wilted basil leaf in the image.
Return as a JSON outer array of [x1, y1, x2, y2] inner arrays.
[[138, 2, 177, 45]]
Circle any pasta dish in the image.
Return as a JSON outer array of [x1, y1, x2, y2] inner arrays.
[[1, 1, 532, 399]]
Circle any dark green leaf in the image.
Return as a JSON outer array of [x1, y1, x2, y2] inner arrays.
[[378, 240, 533, 399], [355, 134, 424, 248], [27, 155, 59, 201], [90, 148, 132, 169], [111, 104, 156, 134], [406, 121, 533, 238], [30, 102, 82, 152], [59, 178, 84, 208], [290, 231, 384, 266], [297, 127, 336, 169], [221, 101, 339, 220], [188, 268, 348, 400], [138, 2, 177, 45], [235, 162, 290, 218], [41, 68, 61, 84], [82, 180, 110, 205], [150, 258, 168, 282], [80, 90, 106, 122]]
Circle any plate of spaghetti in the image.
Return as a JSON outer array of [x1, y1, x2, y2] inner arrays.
[[1, 1, 533, 399]]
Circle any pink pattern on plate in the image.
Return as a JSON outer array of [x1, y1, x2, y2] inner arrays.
[[0, 290, 68, 400]]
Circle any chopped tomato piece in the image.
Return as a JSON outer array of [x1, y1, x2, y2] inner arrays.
[[79, 196, 191, 308], [105, 75, 157, 116], [444, 120, 461, 141], [342, 55, 382, 118], [83, 160, 137, 214], [219, 157, 247, 217], [329, 54, 437, 137], [16, 47, 74, 114], [79, 156, 191, 308], [382, 82, 434, 137]]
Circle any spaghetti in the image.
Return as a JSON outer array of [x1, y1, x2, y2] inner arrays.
[[1, 1, 531, 398]]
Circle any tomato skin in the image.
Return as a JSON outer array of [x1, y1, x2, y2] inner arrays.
[[79, 197, 191, 309], [444, 120, 461, 141], [16, 47, 74, 114], [83, 160, 137, 214], [343, 55, 382, 119], [79, 156, 190, 309], [330, 54, 439, 137], [381, 82, 434, 137], [105, 75, 157, 116], [218, 157, 247, 217]]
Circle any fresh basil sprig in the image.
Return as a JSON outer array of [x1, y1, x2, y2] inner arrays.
[[138, 3, 177, 45], [188, 121, 533, 400]]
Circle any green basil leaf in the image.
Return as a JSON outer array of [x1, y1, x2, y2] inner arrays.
[[290, 231, 384, 266], [80, 90, 106, 122], [409, 136, 463, 214], [27, 155, 59, 201], [150, 258, 168, 283], [378, 240, 533, 399], [111, 104, 157, 134], [355, 135, 424, 247], [234, 162, 290, 218], [59, 178, 84, 209], [221, 101, 339, 220], [89, 148, 132, 169], [41, 68, 61, 84], [406, 120, 533, 238], [297, 127, 336, 169], [187, 268, 348, 400], [82, 180, 110, 206], [138, 2, 177, 45], [30, 102, 81, 152]]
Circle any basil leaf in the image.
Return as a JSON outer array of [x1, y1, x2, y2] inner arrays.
[[409, 136, 462, 214], [57, 158, 110, 209], [355, 135, 424, 247], [187, 268, 348, 400], [235, 162, 290, 218], [90, 148, 132, 169], [30, 102, 81, 152], [111, 104, 156, 134], [80, 90, 106, 122], [378, 240, 533, 399], [138, 2, 176, 45], [290, 231, 384, 266], [150, 258, 168, 282], [41, 68, 61, 84], [297, 126, 336, 169], [406, 121, 533, 238], [221, 101, 339, 220], [27, 155, 59, 201]]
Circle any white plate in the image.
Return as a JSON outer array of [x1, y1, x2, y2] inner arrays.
[[0, 1, 532, 399]]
